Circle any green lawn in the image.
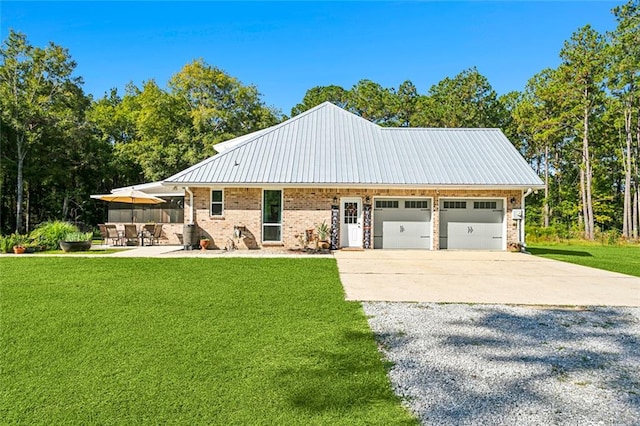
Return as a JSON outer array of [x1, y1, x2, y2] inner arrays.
[[528, 244, 640, 277], [0, 258, 416, 425]]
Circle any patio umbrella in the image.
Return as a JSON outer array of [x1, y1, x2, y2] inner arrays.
[[91, 188, 165, 223]]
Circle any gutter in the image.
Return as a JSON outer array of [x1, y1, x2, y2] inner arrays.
[[185, 187, 194, 224], [520, 187, 535, 250]]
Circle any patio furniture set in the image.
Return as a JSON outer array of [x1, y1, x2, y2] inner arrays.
[[98, 224, 163, 246]]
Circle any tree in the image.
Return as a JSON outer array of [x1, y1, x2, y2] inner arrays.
[[608, 0, 640, 238], [514, 69, 567, 228], [169, 59, 280, 148], [87, 88, 142, 189], [0, 30, 83, 232], [347, 79, 398, 125], [396, 80, 418, 127], [91, 59, 282, 183], [291, 85, 349, 116], [557, 25, 608, 240], [109, 80, 192, 182], [411, 67, 504, 128]]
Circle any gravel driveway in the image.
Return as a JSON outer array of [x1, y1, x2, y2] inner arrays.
[[363, 303, 640, 425]]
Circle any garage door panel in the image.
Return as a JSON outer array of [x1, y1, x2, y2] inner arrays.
[[447, 222, 503, 250], [439, 199, 504, 250], [374, 199, 431, 249], [383, 221, 431, 249]]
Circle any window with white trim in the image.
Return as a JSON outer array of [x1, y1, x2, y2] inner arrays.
[[211, 190, 223, 216], [474, 201, 497, 209], [443, 201, 467, 209], [263, 190, 282, 242], [405, 200, 429, 209], [375, 200, 399, 209]]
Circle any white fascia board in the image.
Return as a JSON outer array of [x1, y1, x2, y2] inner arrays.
[[174, 182, 544, 190]]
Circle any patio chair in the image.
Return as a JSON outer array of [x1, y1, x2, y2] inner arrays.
[[98, 224, 108, 245], [142, 224, 155, 245], [149, 224, 163, 245], [105, 224, 123, 246], [124, 224, 139, 246]]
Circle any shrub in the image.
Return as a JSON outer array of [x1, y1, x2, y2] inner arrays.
[[62, 231, 93, 242], [0, 234, 18, 253], [0, 234, 30, 253], [30, 221, 79, 250], [595, 228, 621, 246]]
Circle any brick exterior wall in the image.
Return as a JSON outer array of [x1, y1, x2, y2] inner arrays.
[[190, 187, 262, 249], [187, 186, 524, 250]]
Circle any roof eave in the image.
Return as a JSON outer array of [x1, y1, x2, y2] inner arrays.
[[166, 182, 545, 190]]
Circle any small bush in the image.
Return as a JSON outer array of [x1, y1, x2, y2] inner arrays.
[[62, 231, 93, 242], [0, 234, 31, 253], [0, 234, 18, 253], [526, 223, 585, 243], [595, 228, 621, 246], [30, 221, 79, 250]]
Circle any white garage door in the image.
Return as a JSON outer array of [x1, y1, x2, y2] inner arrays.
[[373, 199, 432, 249], [439, 199, 504, 250]]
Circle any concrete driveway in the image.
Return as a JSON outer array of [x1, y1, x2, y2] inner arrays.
[[334, 250, 640, 307]]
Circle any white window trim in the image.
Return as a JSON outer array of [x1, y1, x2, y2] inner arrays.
[[210, 189, 224, 217], [262, 188, 283, 243]]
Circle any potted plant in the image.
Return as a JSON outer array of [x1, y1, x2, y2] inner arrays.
[[10, 234, 27, 254], [200, 236, 210, 250], [316, 221, 331, 250], [59, 231, 93, 252], [508, 242, 522, 253]]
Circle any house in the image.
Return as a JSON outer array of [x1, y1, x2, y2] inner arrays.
[[163, 102, 543, 250]]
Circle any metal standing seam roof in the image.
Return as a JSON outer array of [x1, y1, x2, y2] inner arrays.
[[164, 102, 544, 187]]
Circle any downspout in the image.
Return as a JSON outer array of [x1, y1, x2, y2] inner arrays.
[[185, 187, 194, 224], [521, 187, 534, 249]]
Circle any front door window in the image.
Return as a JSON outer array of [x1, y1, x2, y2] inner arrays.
[[344, 202, 359, 224], [341, 198, 362, 247]]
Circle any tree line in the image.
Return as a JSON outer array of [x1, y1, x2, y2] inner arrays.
[[1, 0, 638, 241]]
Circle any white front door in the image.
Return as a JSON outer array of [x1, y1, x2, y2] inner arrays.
[[341, 198, 362, 248]]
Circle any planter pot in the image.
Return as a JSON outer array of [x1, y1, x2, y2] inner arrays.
[[59, 240, 92, 253], [318, 241, 330, 250], [13, 246, 26, 254], [200, 239, 210, 250]]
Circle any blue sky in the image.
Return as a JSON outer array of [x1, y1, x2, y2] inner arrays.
[[2, 1, 619, 115]]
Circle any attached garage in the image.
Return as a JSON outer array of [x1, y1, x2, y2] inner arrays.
[[439, 199, 505, 250], [373, 198, 432, 249]]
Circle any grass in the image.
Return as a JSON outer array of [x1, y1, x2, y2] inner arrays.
[[31, 248, 122, 255], [527, 243, 640, 277], [0, 258, 416, 425]]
